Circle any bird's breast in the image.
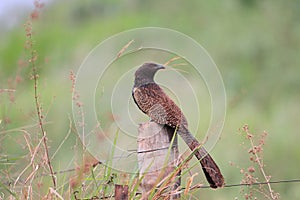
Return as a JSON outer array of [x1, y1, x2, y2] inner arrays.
[[133, 83, 163, 109]]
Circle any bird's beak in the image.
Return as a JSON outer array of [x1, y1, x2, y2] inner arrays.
[[157, 64, 165, 70]]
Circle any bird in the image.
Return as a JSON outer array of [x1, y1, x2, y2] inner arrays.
[[132, 62, 224, 188]]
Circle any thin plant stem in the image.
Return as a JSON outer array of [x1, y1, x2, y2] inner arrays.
[[27, 29, 57, 189]]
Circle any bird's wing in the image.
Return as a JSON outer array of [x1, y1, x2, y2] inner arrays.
[[133, 83, 187, 128]]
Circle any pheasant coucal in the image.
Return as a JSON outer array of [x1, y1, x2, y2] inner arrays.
[[132, 62, 224, 188]]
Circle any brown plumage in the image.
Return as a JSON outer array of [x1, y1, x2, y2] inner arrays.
[[132, 62, 224, 188]]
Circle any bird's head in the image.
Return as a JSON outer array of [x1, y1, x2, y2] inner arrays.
[[134, 62, 165, 87]]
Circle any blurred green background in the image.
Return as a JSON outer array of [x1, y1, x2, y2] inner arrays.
[[1, 0, 300, 199]]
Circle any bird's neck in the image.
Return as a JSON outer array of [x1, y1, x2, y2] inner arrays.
[[134, 75, 155, 88]]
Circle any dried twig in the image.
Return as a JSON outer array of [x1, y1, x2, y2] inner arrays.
[[241, 124, 279, 199]]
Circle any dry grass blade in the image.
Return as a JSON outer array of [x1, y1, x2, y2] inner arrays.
[[171, 68, 189, 74], [116, 39, 134, 59], [0, 122, 52, 135], [49, 187, 64, 200], [163, 56, 189, 74], [0, 89, 16, 93], [51, 115, 73, 160], [24, 164, 39, 184], [14, 134, 45, 187], [184, 173, 198, 195], [171, 63, 188, 67], [163, 56, 182, 66]]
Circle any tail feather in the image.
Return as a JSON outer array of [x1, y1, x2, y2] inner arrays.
[[178, 127, 224, 188], [197, 146, 224, 188]]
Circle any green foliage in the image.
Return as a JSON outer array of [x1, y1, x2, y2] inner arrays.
[[1, 0, 300, 199]]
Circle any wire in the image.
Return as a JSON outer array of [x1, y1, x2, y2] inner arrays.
[[185, 179, 300, 189]]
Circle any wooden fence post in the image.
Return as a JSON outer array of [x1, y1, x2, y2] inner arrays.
[[115, 184, 128, 200], [137, 121, 181, 199]]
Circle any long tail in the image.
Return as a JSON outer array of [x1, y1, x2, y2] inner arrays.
[[195, 145, 224, 188], [178, 127, 224, 188]]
